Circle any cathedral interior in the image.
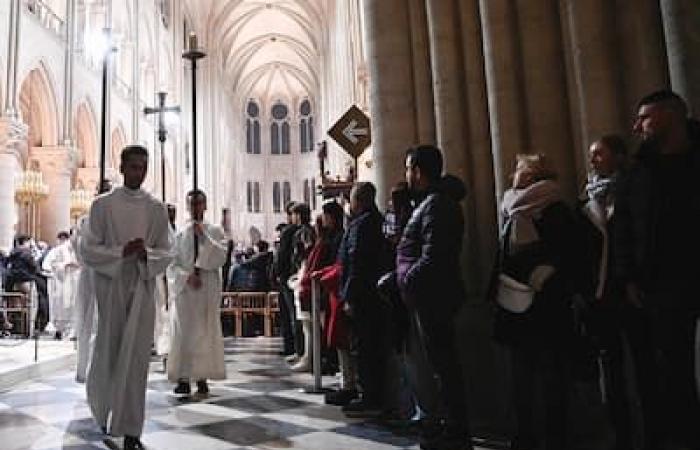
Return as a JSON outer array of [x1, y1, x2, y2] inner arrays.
[[0, 0, 699, 449]]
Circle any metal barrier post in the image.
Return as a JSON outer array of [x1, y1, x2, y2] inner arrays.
[[303, 277, 329, 394]]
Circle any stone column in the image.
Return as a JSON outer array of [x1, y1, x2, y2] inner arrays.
[[426, 0, 468, 177], [407, 0, 435, 145], [363, 0, 417, 204], [559, 0, 625, 168], [616, 0, 670, 117], [479, 0, 527, 198], [458, 0, 497, 294], [515, 0, 577, 197], [4, 0, 21, 116], [0, 118, 27, 251], [660, 0, 700, 115], [34, 147, 78, 242], [62, 0, 76, 144], [131, 0, 140, 141]]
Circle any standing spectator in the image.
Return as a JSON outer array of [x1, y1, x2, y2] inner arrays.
[[493, 153, 577, 450], [617, 90, 700, 449], [576, 135, 660, 450], [274, 202, 300, 356], [396, 146, 472, 450], [5, 235, 50, 332], [338, 182, 389, 417], [288, 202, 316, 361]]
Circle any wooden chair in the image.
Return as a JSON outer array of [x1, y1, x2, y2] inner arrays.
[[1, 289, 33, 337], [220, 291, 281, 337]]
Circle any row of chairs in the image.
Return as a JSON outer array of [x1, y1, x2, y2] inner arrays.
[[0, 287, 280, 339]]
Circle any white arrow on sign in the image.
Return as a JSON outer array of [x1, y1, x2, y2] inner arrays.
[[342, 119, 369, 145]]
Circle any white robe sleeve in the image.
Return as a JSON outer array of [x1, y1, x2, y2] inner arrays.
[[80, 200, 124, 278], [138, 205, 174, 281], [195, 225, 228, 271]]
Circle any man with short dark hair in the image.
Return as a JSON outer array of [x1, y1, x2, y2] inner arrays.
[[274, 202, 300, 356], [397, 145, 472, 450], [81, 145, 172, 450], [338, 181, 389, 416], [617, 90, 700, 449]]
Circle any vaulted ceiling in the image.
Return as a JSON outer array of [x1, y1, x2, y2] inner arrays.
[[185, 0, 324, 103]]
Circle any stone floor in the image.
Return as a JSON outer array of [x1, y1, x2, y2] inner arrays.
[[0, 337, 76, 391], [0, 337, 489, 450]]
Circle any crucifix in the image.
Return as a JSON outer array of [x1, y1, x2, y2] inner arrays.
[[143, 91, 180, 202]]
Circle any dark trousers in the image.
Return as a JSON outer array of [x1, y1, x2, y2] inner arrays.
[[278, 284, 296, 354], [592, 303, 658, 450], [354, 301, 390, 407], [511, 342, 569, 450], [416, 310, 471, 436], [650, 306, 700, 448]]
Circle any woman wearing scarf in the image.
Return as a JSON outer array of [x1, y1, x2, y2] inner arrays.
[[492, 154, 578, 450]]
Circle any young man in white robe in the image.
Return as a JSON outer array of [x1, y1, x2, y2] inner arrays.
[[42, 231, 80, 339], [73, 180, 112, 383], [80, 145, 172, 450], [168, 189, 227, 395]]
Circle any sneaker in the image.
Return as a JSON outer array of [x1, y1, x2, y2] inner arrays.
[[196, 380, 209, 394], [341, 399, 383, 418], [285, 354, 300, 363], [173, 381, 191, 395], [324, 389, 358, 406]]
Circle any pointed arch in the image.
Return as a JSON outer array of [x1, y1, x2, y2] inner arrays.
[[110, 123, 127, 169], [75, 99, 98, 168], [17, 62, 60, 148]]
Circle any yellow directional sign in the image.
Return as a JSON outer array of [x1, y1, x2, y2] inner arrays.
[[327, 105, 371, 159]]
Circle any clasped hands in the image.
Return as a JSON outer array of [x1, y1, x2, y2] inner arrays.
[[123, 238, 147, 260]]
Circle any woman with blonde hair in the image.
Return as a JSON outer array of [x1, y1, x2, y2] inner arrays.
[[492, 153, 578, 450]]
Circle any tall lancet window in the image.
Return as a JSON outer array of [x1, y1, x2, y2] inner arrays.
[[283, 181, 291, 207], [246, 181, 261, 213], [246, 100, 261, 154], [273, 182, 281, 213], [270, 102, 290, 155], [299, 99, 314, 153]]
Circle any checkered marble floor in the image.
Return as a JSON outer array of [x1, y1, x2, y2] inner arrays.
[[0, 337, 479, 450]]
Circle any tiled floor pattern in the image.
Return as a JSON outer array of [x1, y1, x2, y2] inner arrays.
[[0, 337, 477, 450]]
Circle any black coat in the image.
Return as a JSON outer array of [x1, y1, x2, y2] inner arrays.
[[615, 119, 700, 304], [274, 223, 299, 284], [338, 207, 386, 308], [396, 180, 466, 316], [493, 201, 578, 345]]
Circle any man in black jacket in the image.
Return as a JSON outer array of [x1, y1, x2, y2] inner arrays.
[[338, 182, 390, 416], [396, 145, 472, 450], [616, 90, 700, 449], [274, 202, 299, 356]]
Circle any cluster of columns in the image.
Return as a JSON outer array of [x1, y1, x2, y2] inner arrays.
[[363, 0, 700, 431], [364, 0, 699, 296]]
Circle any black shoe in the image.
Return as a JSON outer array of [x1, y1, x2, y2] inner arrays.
[[54, 331, 62, 340], [196, 380, 209, 394], [341, 399, 382, 418], [421, 430, 473, 450], [324, 389, 358, 406], [173, 381, 191, 395], [124, 435, 146, 450]]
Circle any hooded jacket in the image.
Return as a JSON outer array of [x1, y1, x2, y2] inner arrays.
[[396, 174, 466, 315]]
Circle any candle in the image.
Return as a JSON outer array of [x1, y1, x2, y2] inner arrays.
[[188, 32, 197, 51]]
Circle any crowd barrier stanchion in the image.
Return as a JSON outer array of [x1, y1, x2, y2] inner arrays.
[[303, 277, 329, 394]]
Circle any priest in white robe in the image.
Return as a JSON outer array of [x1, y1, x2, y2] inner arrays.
[[72, 215, 96, 383], [80, 145, 172, 450], [168, 189, 227, 395], [42, 231, 80, 339]]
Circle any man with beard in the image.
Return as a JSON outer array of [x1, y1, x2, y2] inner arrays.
[[396, 145, 472, 450], [617, 90, 700, 449]]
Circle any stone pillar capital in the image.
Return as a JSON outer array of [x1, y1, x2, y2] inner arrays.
[[30, 145, 80, 177], [0, 116, 29, 163]]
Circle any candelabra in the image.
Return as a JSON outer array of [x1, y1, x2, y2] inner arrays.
[[15, 168, 49, 238], [69, 187, 92, 225]]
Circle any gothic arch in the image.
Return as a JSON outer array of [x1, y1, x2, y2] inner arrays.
[[75, 100, 98, 168], [110, 123, 127, 169], [17, 62, 60, 148]]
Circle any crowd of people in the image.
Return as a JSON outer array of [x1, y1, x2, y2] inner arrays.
[[1, 89, 698, 450]]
